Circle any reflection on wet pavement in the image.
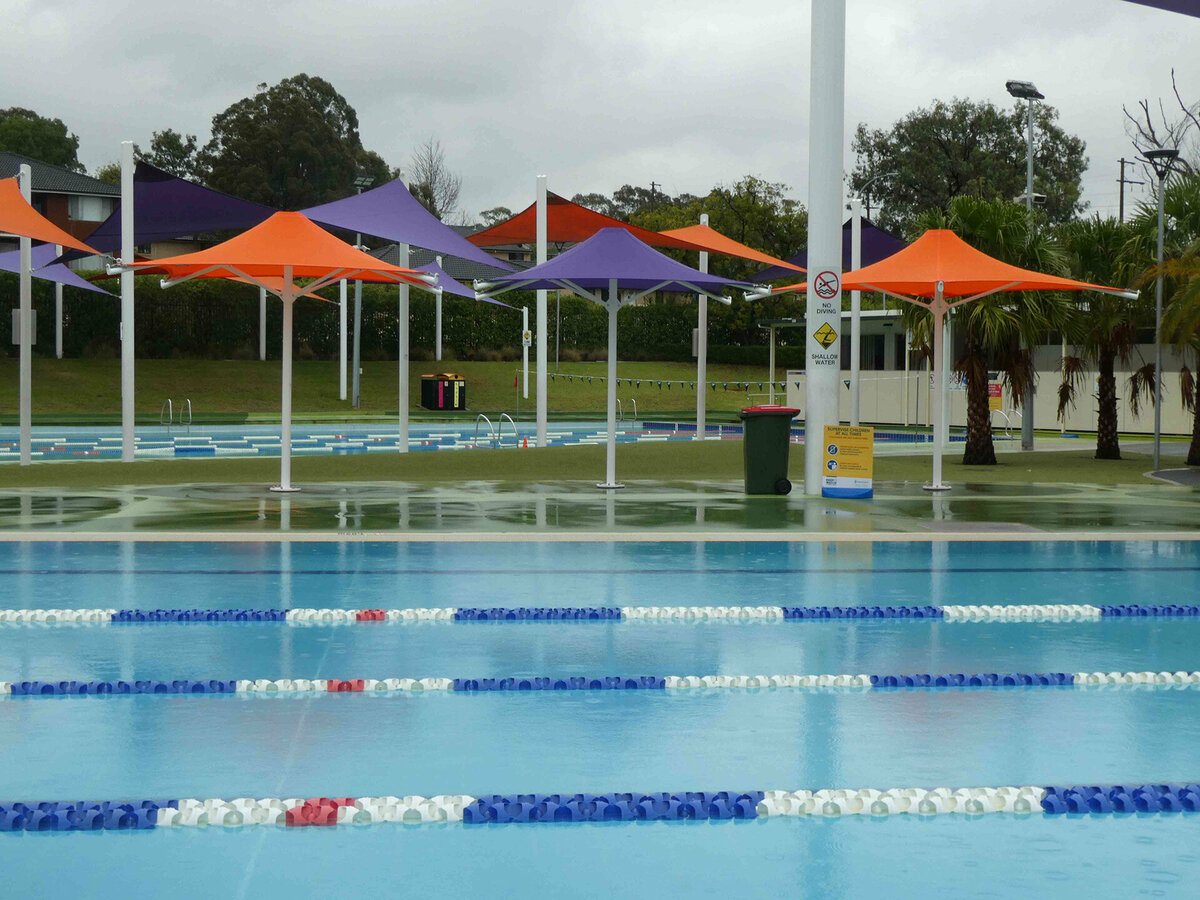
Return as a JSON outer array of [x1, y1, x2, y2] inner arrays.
[[0, 479, 1195, 533]]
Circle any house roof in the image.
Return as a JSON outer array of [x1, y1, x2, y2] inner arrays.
[[0, 152, 119, 197]]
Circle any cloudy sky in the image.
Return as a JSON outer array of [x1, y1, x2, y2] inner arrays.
[[4, 0, 1198, 222]]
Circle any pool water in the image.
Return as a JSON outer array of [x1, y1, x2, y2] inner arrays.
[[1, 539, 1198, 898]]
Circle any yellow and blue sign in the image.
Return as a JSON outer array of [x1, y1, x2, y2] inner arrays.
[[822, 425, 874, 499]]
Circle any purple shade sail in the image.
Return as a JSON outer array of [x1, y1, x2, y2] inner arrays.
[[415, 259, 514, 308], [303, 179, 511, 272], [80, 162, 275, 255], [751, 219, 907, 281], [1123, 0, 1200, 15], [0, 243, 110, 294], [483, 227, 749, 294]]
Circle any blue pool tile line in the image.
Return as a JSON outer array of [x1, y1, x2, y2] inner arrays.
[[5, 670, 1199, 698], [5, 603, 1200, 627]]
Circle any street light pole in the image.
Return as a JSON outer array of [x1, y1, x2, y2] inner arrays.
[[1006, 80, 1045, 453], [1146, 148, 1180, 472]]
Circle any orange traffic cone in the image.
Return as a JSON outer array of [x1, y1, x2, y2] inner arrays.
[[523, 437, 528, 448]]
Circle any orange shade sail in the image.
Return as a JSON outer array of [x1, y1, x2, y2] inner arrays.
[[768, 229, 1131, 301], [128, 211, 431, 288], [658, 223, 805, 273], [467, 193, 706, 252], [0, 177, 100, 255]]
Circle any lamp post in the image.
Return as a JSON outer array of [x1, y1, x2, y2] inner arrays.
[[349, 174, 373, 408], [1006, 79, 1045, 452], [1146, 147, 1180, 472]]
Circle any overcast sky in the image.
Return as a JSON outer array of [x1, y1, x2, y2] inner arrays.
[[4, 0, 1198, 223]]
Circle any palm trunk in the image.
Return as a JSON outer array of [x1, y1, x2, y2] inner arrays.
[[961, 347, 996, 466], [1188, 400, 1200, 466], [1096, 346, 1120, 460]]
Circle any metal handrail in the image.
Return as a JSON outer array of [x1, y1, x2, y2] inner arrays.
[[628, 398, 637, 421], [180, 399, 192, 434], [989, 408, 1013, 438], [616, 399, 623, 422], [497, 413, 517, 448], [473, 413, 497, 448], [159, 399, 173, 430]]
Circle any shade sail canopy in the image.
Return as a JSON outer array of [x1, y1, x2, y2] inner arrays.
[[478, 227, 750, 298], [0, 243, 110, 294], [83, 162, 275, 255], [128, 212, 433, 288], [416, 258, 513, 307], [1124, 1, 1200, 15], [765, 229, 1134, 301], [658, 223, 805, 272], [751, 219, 906, 281], [303, 179, 510, 271], [0, 177, 99, 255], [467, 193, 706, 252]]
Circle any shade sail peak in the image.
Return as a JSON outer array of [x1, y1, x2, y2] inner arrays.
[[658, 223, 805, 272], [0, 177, 99, 255]]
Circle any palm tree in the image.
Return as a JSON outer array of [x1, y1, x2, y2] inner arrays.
[[1152, 239, 1200, 465], [1056, 217, 1144, 459], [901, 196, 1070, 465]]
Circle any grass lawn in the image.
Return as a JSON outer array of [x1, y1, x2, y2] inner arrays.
[[0, 359, 782, 423], [0, 439, 1170, 490]]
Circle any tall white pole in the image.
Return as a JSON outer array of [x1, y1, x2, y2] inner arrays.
[[903, 328, 911, 428], [535, 175, 548, 447], [696, 212, 709, 440], [17, 165, 32, 466], [599, 278, 622, 490], [926, 287, 950, 492], [119, 141, 135, 463], [273, 269, 298, 493], [803, 0, 846, 494], [1021, 98, 1036, 452], [54, 244, 63, 360], [338, 280, 347, 400], [768, 326, 776, 404], [397, 243, 410, 454], [435, 255, 444, 362], [940, 312, 951, 449], [522, 305, 529, 399], [258, 287, 267, 361], [849, 197, 863, 426], [1154, 170, 1166, 471]]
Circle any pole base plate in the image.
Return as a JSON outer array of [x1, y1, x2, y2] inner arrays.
[[269, 485, 302, 493], [922, 483, 952, 493], [596, 482, 626, 491]]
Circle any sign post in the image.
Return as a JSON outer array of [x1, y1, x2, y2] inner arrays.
[[521, 306, 531, 400], [821, 425, 874, 499]]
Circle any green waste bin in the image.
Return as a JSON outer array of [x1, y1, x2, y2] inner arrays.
[[738, 405, 799, 495]]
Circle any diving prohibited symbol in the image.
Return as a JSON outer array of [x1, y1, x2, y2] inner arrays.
[[813, 270, 841, 300]]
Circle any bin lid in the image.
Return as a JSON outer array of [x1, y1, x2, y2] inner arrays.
[[740, 405, 800, 415], [421, 373, 463, 380]]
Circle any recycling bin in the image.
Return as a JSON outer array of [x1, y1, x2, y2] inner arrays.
[[738, 405, 800, 495], [420, 373, 467, 411]]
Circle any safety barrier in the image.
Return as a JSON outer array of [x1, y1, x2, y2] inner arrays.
[[5, 670, 1199, 699], [2, 603, 1198, 627], [7, 781, 1198, 833]]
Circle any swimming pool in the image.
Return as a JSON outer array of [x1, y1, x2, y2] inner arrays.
[[1, 539, 1198, 898]]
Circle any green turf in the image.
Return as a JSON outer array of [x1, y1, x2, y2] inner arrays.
[[0, 439, 1170, 490], [0, 358, 781, 423]]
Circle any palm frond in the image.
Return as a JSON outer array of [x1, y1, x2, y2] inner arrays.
[[1057, 355, 1087, 421], [1182, 366, 1196, 413], [1129, 363, 1158, 416]]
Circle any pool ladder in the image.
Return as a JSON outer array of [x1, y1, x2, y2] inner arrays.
[[616, 398, 637, 422], [473, 413, 517, 448], [160, 398, 193, 434]]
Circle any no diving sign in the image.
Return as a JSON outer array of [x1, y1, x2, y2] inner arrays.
[[813, 270, 841, 300]]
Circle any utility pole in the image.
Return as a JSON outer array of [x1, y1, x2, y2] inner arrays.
[[1117, 158, 1145, 223]]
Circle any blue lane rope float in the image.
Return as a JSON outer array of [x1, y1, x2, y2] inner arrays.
[[4, 783, 1198, 832], [4, 670, 1198, 698], [2, 604, 1199, 627]]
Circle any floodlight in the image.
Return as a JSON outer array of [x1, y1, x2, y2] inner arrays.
[[1005, 80, 1044, 100]]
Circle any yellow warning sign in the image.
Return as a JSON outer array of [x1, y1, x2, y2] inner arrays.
[[822, 425, 874, 499], [813, 322, 838, 348]]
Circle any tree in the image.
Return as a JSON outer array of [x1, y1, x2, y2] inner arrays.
[[1056, 217, 1144, 460], [901, 196, 1070, 465], [850, 98, 1088, 234], [479, 206, 512, 227], [143, 129, 202, 180], [409, 137, 461, 221], [1156, 242, 1200, 465], [199, 74, 388, 209], [94, 162, 120, 185], [1123, 69, 1198, 177], [0, 107, 83, 171]]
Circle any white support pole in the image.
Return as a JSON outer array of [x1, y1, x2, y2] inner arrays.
[[54, 244, 63, 360], [435, 255, 444, 362], [803, 0, 846, 494], [598, 278, 623, 490], [17, 166, 32, 466], [258, 287, 267, 361], [522, 305, 529, 399], [1022, 98, 1036, 453], [397, 243, 410, 454], [925, 285, 950, 492], [1061, 335, 1068, 435], [272, 269, 298, 493], [941, 312, 951, 449], [535, 176, 548, 447], [338, 280, 347, 400], [768, 326, 777, 405], [696, 212, 709, 440], [903, 328, 911, 428], [849, 197, 863, 426], [119, 142, 136, 462]]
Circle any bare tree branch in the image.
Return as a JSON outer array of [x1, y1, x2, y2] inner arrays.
[[410, 136, 462, 221]]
